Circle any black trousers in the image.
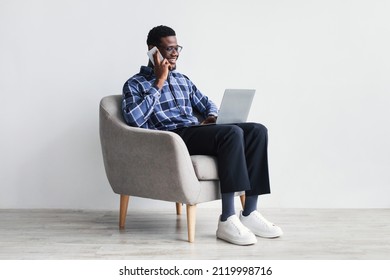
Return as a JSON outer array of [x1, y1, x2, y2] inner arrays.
[[173, 123, 270, 195]]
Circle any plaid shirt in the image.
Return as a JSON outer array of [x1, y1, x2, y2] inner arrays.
[[122, 66, 218, 131]]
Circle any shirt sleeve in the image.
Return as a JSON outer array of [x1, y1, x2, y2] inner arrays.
[[186, 78, 219, 118], [122, 77, 160, 128]]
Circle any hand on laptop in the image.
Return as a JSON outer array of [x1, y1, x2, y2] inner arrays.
[[201, 116, 217, 125]]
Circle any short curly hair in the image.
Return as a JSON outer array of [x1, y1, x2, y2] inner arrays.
[[146, 25, 176, 46]]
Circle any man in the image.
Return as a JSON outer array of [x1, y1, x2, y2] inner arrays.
[[122, 25, 283, 245]]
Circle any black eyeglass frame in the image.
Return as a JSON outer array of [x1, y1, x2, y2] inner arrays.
[[158, 45, 183, 54]]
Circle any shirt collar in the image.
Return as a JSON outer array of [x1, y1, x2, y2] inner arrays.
[[140, 65, 178, 78], [140, 66, 154, 76]]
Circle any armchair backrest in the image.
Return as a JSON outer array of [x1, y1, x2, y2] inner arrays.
[[100, 95, 124, 123]]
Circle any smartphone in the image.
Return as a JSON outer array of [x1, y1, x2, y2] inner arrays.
[[147, 46, 164, 66]]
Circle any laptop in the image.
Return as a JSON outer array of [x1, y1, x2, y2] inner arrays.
[[215, 89, 256, 124]]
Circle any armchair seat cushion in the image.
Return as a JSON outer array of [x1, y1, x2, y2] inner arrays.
[[190, 155, 218, 181]]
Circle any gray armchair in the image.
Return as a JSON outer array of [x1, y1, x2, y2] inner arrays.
[[99, 95, 244, 242]]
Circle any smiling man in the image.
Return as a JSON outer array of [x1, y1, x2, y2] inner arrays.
[[121, 25, 283, 245]]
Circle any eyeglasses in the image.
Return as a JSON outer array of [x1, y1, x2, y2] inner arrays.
[[159, 45, 183, 54]]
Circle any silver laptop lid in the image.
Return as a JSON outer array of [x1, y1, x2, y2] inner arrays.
[[216, 89, 256, 124]]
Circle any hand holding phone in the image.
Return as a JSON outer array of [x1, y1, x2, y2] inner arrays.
[[147, 46, 169, 89], [147, 46, 164, 66]]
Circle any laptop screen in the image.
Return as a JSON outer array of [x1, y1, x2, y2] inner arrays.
[[216, 89, 256, 124]]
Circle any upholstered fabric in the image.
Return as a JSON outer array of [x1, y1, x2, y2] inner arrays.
[[191, 155, 219, 180]]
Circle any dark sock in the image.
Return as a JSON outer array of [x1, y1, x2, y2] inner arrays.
[[220, 192, 235, 221], [242, 195, 258, 216]]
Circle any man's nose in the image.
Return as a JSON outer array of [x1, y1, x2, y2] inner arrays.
[[171, 49, 179, 56]]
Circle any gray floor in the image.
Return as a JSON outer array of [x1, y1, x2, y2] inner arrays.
[[0, 208, 389, 260]]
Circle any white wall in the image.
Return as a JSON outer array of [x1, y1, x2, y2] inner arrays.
[[1, 0, 389, 209]]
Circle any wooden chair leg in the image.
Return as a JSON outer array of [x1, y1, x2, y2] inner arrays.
[[240, 194, 246, 210], [119, 194, 129, 229], [176, 202, 182, 215], [186, 204, 197, 243]]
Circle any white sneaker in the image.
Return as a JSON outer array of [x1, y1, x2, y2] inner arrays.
[[239, 211, 283, 238], [216, 215, 257, 245]]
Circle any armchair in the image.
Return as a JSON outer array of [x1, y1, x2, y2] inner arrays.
[[99, 95, 244, 242]]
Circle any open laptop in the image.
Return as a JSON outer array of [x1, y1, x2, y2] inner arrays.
[[215, 89, 256, 124]]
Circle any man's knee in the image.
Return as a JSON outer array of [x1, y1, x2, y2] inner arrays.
[[228, 125, 245, 138], [217, 125, 245, 142], [245, 122, 268, 137]]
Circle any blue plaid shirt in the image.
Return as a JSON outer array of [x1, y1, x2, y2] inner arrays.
[[122, 66, 218, 131]]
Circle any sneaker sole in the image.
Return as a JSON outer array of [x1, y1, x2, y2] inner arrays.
[[216, 231, 257, 246], [251, 231, 283, 238]]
